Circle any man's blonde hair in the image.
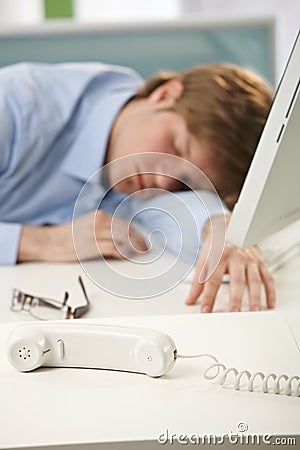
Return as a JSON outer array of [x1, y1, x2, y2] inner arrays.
[[136, 64, 273, 209]]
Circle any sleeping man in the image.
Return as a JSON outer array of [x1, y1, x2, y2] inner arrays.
[[0, 61, 275, 312]]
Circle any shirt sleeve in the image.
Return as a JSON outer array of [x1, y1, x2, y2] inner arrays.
[[0, 72, 23, 265], [0, 88, 14, 176], [0, 222, 22, 265], [115, 190, 229, 266]]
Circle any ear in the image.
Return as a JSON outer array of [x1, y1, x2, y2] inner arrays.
[[148, 79, 184, 107]]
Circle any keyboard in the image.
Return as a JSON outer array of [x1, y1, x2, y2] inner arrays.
[[259, 219, 300, 273]]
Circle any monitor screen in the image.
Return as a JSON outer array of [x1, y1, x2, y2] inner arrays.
[[226, 31, 300, 248]]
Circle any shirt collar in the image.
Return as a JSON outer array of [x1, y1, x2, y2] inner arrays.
[[62, 87, 137, 183]]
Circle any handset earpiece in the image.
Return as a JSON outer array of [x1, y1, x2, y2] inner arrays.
[[7, 325, 50, 372], [134, 335, 176, 377]]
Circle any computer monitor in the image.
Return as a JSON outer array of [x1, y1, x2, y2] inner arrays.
[[226, 31, 300, 248]]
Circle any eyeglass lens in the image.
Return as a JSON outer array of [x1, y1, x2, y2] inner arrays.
[[11, 277, 89, 320]]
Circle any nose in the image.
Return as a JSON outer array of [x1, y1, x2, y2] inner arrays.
[[153, 173, 188, 191], [153, 174, 171, 190], [153, 157, 194, 191]]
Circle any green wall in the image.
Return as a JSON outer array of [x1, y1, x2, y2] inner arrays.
[[44, 0, 73, 19]]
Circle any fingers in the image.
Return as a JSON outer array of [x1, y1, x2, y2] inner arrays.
[[227, 248, 276, 312], [97, 239, 124, 259], [246, 261, 262, 311], [199, 263, 227, 313], [111, 223, 148, 256], [95, 210, 148, 259], [227, 248, 271, 312], [185, 273, 205, 306], [185, 249, 207, 305], [128, 226, 148, 253], [185, 242, 277, 314], [227, 266, 246, 312], [185, 248, 226, 312], [259, 259, 276, 309], [186, 239, 229, 311], [245, 248, 276, 310]]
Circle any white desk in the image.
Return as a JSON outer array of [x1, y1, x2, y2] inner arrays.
[[0, 253, 300, 449]]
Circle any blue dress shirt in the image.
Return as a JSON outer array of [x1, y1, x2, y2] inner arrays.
[[0, 62, 226, 265], [0, 62, 143, 264]]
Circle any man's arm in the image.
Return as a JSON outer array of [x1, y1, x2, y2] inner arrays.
[[16, 225, 67, 263], [125, 189, 227, 264], [15, 211, 147, 264]]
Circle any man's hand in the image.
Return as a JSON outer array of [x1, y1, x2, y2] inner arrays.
[[185, 215, 276, 312], [18, 210, 148, 263]]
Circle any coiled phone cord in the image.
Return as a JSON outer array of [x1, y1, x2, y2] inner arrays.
[[177, 353, 300, 397]]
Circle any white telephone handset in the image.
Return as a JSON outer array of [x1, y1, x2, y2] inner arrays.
[[7, 322, 300, 396], [7, 322, 177, 377]]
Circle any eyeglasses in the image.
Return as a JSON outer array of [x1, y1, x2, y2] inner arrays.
[[11, 276, 90, 320]]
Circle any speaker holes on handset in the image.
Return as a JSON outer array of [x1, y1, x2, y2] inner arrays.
[[18, 347, 31, 360]]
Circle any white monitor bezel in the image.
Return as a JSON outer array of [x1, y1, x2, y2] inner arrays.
[[226, 31, 300, 248]]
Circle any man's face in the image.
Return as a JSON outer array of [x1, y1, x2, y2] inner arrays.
[[105, 81, 219, 198]]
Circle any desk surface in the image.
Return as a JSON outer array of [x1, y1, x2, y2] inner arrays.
[[1, 251, 300, 323], [0, 253, 300, 449]]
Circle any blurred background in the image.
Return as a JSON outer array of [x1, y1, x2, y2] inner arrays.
[[0, 0, 298, 86]]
